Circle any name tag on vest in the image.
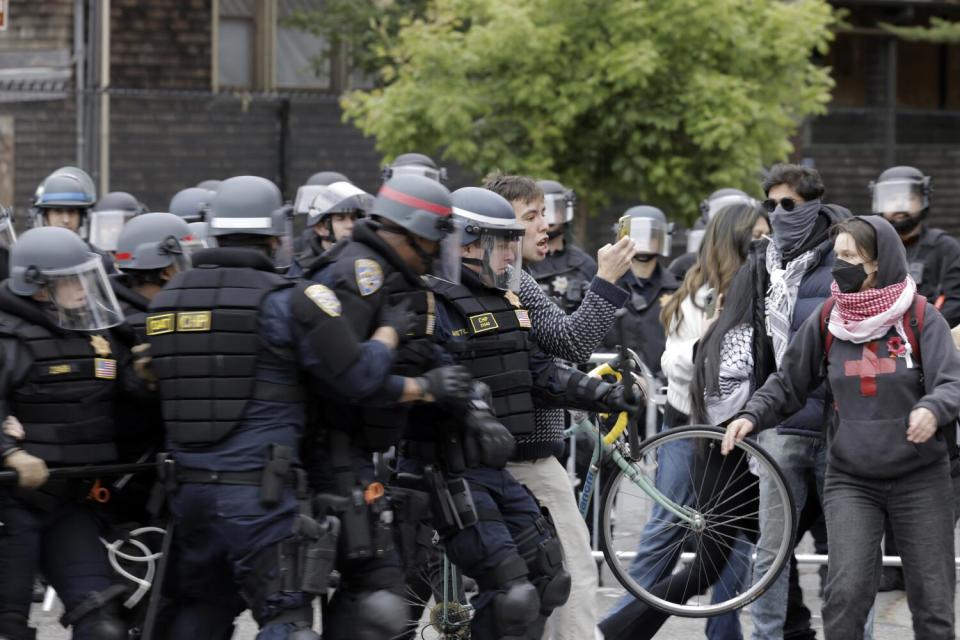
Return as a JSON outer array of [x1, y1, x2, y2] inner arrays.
[[469, 313, 499, 334]]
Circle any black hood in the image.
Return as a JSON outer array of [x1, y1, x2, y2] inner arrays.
[[0, 283, 67, 335], [859, 215, 908, 288], [110, 274, 150, 313]]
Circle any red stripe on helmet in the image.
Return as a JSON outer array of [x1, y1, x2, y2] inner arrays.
[[379, 184, 451, 216], [115, 252, 132, 261]]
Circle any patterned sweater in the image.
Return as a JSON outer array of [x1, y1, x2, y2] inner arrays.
[[516, 269, 628, 460]]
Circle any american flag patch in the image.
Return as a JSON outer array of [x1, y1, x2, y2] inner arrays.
[[94, 358, 117, 380], [515, 310, 531, 328]]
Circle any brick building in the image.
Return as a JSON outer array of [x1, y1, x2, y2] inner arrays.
[[0, 0, 958, 239]]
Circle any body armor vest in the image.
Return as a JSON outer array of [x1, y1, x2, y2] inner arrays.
[[527, 246, 595, 313], [146, 265, 300, 447], [0, 308, 120, 464], [431, 279, 536, 437]]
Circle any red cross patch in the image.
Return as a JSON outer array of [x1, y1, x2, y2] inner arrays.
[[844, 343, 896, 397]]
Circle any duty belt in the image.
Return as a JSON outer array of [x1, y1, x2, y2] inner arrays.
[[175, 468, 299, 487]]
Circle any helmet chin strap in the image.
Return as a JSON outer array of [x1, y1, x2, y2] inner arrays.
[[403, 230, 438, 272]]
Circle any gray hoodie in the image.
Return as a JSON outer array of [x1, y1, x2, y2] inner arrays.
[[739, 216, 960, 479]]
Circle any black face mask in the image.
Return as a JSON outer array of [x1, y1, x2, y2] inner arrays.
[[831, 259, 869, 294]]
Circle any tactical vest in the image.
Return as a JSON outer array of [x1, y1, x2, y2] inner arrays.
[[528, 247, 594, 313], [146, 266, 301, 447], [0, 312, 120, 464], [431, 280, 536, 437]]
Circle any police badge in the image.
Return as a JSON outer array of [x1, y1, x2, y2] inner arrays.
[[355, 259, 384, 296]]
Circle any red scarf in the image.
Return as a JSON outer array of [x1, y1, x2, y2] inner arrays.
[[830, 279, 908, 322]]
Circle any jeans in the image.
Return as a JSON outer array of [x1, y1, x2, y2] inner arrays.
[[822, 459, 955, 640], [750, 431, 827, 640]]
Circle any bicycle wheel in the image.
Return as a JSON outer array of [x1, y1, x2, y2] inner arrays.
[[398, 546, 474, 639], [598, 425, 795, 617]]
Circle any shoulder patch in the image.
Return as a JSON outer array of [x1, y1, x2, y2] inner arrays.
[[304, 284, 342, 317], [355, 259, 384, 296]]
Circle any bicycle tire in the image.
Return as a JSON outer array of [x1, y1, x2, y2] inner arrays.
[[598, 425, 795, 617]]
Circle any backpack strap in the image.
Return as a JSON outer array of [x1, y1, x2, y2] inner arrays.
[[902, 293, 926, 369], [820, 297, 836, 358]]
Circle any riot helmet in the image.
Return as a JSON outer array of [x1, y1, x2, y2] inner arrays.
[[89, 191, 146, 252], [382, 153, 447, 183], [115, 212, 193, 273], [617, 205, 672, 259], [31, 167, 97, 236], [685, 218, 707, 254], [371, 175, 461, 281], [169, 187, 215, 224], [302, 181, 374, 245], [306, 171, 351, 186], [196, 179, 222, 191], [0, 206, 16, 248], [699, 188, 756, 222], [869, 166, 931, 235], [206, 176, 293, 268], [452, 187, 524, 292], [536, 179, 576, 229], [9, 226, 123, 330]]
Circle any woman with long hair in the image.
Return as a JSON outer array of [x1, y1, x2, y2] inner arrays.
[[600, 201, 768, 639]]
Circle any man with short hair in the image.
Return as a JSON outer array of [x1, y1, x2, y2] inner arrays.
[[483, 173, 636, 639]]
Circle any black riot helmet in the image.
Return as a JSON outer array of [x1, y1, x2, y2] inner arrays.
[[306, 171, 352, 186], [371, 174, 460, 281], [452, 187, 525, 292], [869, 165, 932, 235], [536, 179, 576, 232], [169, 187, 216, 223], [382, 152, 447, 183], [617, 205, 672, 260]]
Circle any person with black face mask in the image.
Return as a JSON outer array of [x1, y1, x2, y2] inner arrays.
[[734, 163, 852, 640], [870, 166, 960, 328], [725, 215, 960, 640]]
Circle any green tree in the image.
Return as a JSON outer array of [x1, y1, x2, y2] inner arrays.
[[339, 0, 836, 221], [881, 17, 960, 44]]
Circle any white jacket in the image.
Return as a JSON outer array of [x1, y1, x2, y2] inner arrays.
[[660, 286, 710, 418]]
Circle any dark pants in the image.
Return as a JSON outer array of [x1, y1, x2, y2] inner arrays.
[[822, 459, 955, 640], [443, 466, 552, 640], [164, 483, 309, 640], [0, 492, 116, 639]]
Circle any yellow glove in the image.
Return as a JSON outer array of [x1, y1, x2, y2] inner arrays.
[[4, 449, 49, 489]]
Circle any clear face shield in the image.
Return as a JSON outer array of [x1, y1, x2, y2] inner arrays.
[[617, 215, 671, 257], [306, 182, 374, 228], [272, 209, 295, 271], [32, 255, 124, 331], [686, 228, 706, 254], [465, 230, 524, 292], [157, 236, 193, 273], [88, 210, 128, 252], [706, 194, 758, 220], [871, 180, 927, 217], [0, 207, 17, 248], [185, 222, 216, 249], [37, 207, 89, 240], [430, 217, 463, 285], [543, 192, 574, 226]]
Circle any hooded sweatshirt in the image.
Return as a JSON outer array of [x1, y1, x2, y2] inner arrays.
[[738, 216, 960, 479]]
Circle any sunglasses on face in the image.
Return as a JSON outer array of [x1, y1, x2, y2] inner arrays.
[[762, 197, 801, 213]]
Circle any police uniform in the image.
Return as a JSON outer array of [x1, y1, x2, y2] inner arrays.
[[527, 244, 597, 314], [302, 218, 441, 639], [0, 285, 148, 640], [905, 225, 960, 328], [424, 268, 573, 640], [146, 248, 398, 639]]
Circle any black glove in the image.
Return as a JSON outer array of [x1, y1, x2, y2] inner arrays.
[[600, 383, 642, 415], [378, 297, 416, 340], [417, 365, 473, 407], [463, 400, 516, 469]]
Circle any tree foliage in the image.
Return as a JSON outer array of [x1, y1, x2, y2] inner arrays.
[[334, 0, 836, 221], [881, 18, 960, 45]]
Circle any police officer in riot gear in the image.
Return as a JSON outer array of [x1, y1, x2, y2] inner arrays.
[[305, 170, 351, 186], [302, 174, 475, 640], [526, 180, 597, 314], [145, 175, 415, 640], [669, 188, 757, 280], [425, 187, 641, 640], [291, 181, 374, 273], [871, 165, 960, 327], [0, 226, 150, 640], [382, 152, 447, 183]]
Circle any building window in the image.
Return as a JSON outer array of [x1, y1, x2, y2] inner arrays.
[[276, 0, 330, 89], [217, 0, 255, 89]]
